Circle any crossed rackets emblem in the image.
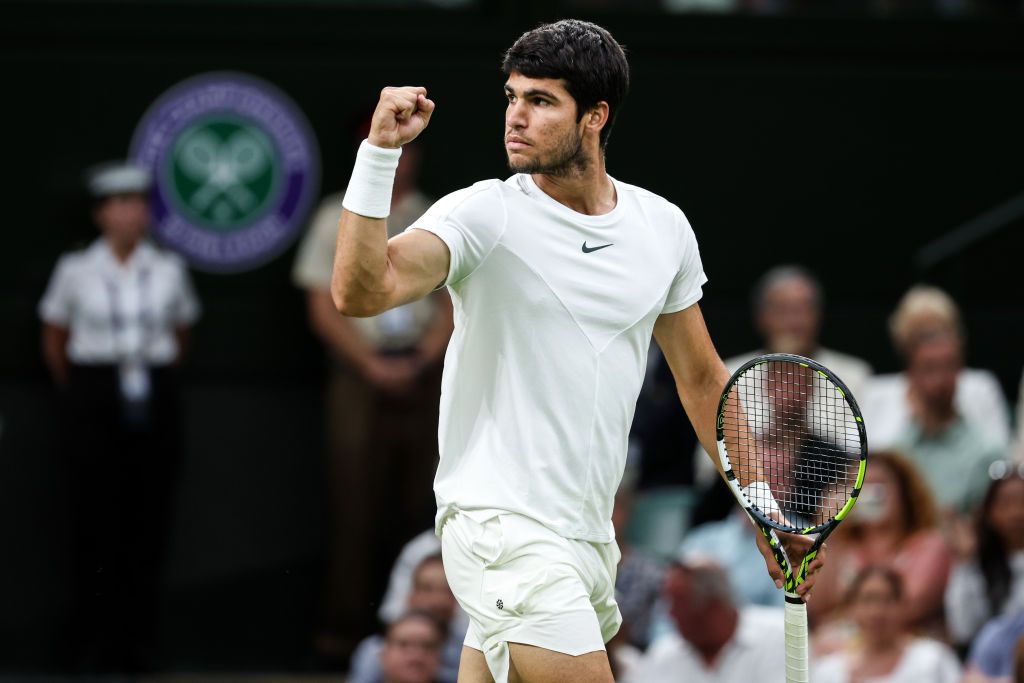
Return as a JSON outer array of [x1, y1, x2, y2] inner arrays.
[[175, 126, 271, 221]]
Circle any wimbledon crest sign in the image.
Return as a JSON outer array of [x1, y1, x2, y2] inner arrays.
[[131, 72, 319, 272]]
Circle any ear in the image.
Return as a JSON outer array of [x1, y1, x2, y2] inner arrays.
[[582, 101, 610, 138]]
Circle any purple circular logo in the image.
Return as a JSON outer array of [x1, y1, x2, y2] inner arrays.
[[130, 72, 319, 272]]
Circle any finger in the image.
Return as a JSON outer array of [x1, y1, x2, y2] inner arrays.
[[418, 94, 436, 114], [755, 532, 785, 589]]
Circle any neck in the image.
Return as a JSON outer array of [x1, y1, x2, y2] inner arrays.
[[108, 239, 138, 263], [862, 632, 905, 655], [531, 150, 615, 216]]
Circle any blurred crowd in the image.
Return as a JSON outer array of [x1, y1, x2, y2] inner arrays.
[[37, 144, 1024, 682]]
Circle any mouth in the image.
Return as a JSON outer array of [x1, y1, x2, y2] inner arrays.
[[505, 135, 530, 151]]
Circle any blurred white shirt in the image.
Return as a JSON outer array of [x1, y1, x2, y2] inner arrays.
[[863, 370, 1011, 450], [38, 238, 200, 365], [813, 638, 961, 683], [627, 606, 785, 683]]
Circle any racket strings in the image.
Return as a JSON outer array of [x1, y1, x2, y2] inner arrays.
[[723, 361, 860, 527]]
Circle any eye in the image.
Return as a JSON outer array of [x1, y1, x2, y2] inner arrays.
[[534, 98, 550, 107], [506, 93, 516, 103]]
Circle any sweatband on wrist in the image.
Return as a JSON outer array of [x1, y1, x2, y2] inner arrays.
[[743, 481, 781, 518], [342, 139, 402, 219]]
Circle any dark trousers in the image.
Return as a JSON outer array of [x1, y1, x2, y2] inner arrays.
[[320, 359, 441, 649], [60, 364, 181, 673]]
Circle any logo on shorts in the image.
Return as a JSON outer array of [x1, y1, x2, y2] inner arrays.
[[496, 599, 504, 610], [130, 72, 319, 272]]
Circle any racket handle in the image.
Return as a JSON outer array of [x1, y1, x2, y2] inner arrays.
[[784, 594, 809, 683]]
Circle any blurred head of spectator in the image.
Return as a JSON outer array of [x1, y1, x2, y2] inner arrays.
[[752, 265, 823, 357], [848, 565, 906, 650], [889, 285, 963, 357], [86, 162, 151, 260], [974, 465, 1024, 617], [848, 450, 937, 541], [809, 452, 951, 635], [665, 559, 738, 665], [407, 553, 456, 627], [379, 611, 444, 683]]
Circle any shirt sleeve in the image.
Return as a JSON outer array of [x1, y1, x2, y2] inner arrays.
[[38, 254, 75, 326], [170, 258, 201, 326], [292, 196, 344, 291], [945, 561, 991, 644], [661, 209, 708, 314], [406, 181, 505, 287]]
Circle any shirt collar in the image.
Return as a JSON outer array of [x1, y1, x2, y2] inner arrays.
[[91, 237, 156, 274]]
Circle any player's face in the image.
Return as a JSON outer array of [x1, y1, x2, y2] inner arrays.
[[504, 72, 587, 177]]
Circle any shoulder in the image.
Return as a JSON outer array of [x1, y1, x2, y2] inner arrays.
[[432, 179, 505, 214], [146, 243, 190, 274], [960, 369, 1006, 399], [616, 179, 692, 227]]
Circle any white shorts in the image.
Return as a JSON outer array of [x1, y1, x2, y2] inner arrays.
[[439, 508, 622, 683]]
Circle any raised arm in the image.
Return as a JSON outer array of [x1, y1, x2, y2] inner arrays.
[[331, 86, 450, 317]]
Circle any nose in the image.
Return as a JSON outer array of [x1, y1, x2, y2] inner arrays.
[[506, 99, 527, 130]]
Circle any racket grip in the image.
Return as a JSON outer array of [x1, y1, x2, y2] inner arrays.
[[784, 595, 809, 683]]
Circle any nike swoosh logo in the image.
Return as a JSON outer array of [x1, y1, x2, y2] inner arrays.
[[582, 241, 614, 254]]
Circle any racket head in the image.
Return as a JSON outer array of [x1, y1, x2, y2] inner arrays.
[[716, 353, 868, 535]]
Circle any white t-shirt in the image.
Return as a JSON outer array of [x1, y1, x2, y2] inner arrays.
[[813, 638, 962, 683], [626, 606, 786, 683], [38, 238, 200, 365], [410, 174, 707, 542]]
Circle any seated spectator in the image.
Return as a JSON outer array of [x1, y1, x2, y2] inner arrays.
[[612, 470, 666, 650], [808, 451, 951, 635], [864, 285, 1010, 465], [349, 554, 460, 683], [696, 265, 872, 486], [627, 558, 785, 683], [726, 265, 872, 395], [379, 611, 445, 683], [964, 613, 1024, 683], [947, 465, 1024, 647], [813, 566, 961, 683], [677, 509, 782, 608]]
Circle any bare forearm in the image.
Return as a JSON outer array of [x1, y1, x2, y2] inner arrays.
[[41, 325, 70, 387], [676, 360, 731, 478], [331, 210, 395, 317]]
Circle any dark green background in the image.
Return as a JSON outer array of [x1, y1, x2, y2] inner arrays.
[[1, 0, 1022, 670]]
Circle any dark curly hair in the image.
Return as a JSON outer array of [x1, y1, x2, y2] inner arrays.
[[502, 19, 630, 149]]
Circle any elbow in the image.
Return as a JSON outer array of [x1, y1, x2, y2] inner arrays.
[[331, 287, 383, 318]]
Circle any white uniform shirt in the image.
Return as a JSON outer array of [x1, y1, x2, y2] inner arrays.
[[38, 238, 200, 365], [410, 174, 707, 542], [626, 607, 786, 683]]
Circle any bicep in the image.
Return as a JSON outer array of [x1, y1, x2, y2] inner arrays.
[[386, 228, 451, 307]]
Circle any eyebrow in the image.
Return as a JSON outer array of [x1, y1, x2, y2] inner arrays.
[[504, 84, 560, 101]]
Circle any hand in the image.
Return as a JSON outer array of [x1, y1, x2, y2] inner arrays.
[[368, 86, 435, 149], [755, 529, 827, 601], [360, 355, 420, 396], [943, 509, 977, 561]]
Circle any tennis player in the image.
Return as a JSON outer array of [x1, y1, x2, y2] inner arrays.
[[332, 19, 825, 683]]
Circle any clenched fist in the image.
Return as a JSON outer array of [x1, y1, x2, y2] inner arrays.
[[367, 86, 435, 149]]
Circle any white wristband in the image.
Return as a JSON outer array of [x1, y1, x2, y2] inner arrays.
[[742, 481, 781, 519], [342, 139, 402, 219]]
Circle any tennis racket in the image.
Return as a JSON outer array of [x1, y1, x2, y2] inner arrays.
[[716, 353, 868, 683]]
